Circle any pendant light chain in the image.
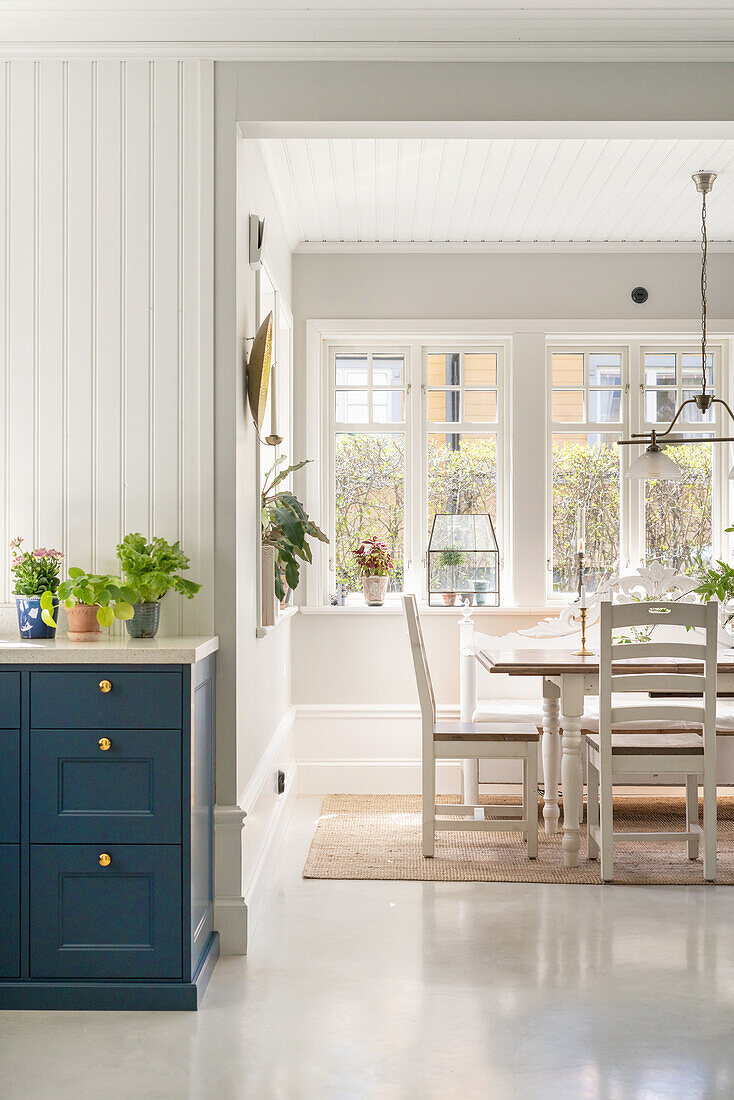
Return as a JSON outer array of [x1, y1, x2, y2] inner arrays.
[[701, 188, 708, 394]]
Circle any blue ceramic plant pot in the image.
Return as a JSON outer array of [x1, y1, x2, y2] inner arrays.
[[126, 601, 162, 639], [15, 595, 58, 639]]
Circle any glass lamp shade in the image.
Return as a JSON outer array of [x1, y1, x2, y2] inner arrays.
[[625, 445, 683, 481]]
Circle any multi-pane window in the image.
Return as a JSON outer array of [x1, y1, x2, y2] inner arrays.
[[426, 351, 500, 541], [328, 344, 504, 600], [548, 343, 723, 598], [643, 348, 716, 572], [549, 350, 624, 593], [332, 351, 407, 593]]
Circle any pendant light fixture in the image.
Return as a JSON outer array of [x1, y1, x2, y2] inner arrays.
[[620, 171, 734, 480]]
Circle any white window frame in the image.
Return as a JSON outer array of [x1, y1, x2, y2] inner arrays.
[[422, 345, 508, 602], [326, 343, 412, 601], [546, 339, 729, 601], [323, 337, 508, 604]]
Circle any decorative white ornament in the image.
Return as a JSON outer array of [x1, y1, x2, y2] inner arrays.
[[519, 565, 697, 639]]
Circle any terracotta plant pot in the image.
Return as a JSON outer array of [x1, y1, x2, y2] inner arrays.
[[66, 602, 102, 642], [363, 575, 389, 606], [442, 592, 457, 607]]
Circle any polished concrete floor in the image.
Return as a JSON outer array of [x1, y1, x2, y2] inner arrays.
[[2, 797, 734, 1099]]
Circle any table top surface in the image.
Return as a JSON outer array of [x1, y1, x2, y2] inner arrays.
[[479, 646, 734, 676]]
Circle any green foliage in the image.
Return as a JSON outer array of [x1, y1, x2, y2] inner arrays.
[[437, 550, 467, 569], [9, 538, 62, 597], [116, 533, 201, 604], [692, 529, 734, 604], [335, 434, 404, 593], [551, 439, 711, 591], [262, 456, 328, 601], [40, 570, 135, 629]]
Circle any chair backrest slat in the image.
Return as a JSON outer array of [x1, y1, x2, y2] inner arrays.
[[599, 601, 718, 750], [610, 673, 705, 694], [402, 595, 436, 725]]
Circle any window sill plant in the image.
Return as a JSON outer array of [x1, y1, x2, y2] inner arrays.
[[261, 457, 328, 626], [116, 533, 201, 638], [41, 570, 135, 641], [436, 548, 466, 607], [692, 540, 734, 645], [10, 538, 63, 639], [353, 537, 393, 607]]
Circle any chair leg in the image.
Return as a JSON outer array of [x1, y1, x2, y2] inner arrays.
[[703, 759, 717, 882], [423, 742, 436, 858], [526, 746, 538, 859], [587, 754, 599, 860], [685, 774, 700, 860], [599, 769, 614, 883]]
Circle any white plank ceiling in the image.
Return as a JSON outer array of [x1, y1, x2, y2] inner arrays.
[[259, 138, 734, 249]]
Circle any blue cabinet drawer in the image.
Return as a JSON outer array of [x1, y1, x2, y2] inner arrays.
[[30, 844, 182, 979], [30, 730, 181, 843], [0, 730, 20, 841], [30, 670, 182, 729], [0, 845, 20, 978], [0, 672, 20, 727]]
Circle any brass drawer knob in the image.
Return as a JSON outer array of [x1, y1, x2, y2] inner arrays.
[[99, 679, 112, 694], [98, 853, 111, 867], [98, 737, 111, 751]]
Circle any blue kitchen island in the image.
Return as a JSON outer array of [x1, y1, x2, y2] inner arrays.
[[0, 635, 218, 1010]]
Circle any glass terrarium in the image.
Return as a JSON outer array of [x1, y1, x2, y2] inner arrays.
[[427, 513, 500, 607]]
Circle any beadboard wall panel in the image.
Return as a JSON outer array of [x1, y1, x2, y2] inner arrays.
[[0, 59, 214, 634]]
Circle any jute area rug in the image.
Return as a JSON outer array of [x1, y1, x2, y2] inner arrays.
[[303, 794, 734, 885]]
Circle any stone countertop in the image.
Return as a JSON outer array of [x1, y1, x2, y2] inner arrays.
[[0, 635, 219, 664]]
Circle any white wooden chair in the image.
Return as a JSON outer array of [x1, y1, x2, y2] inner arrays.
[[587, 600, 718, 882], [403, 595, 540, 859]]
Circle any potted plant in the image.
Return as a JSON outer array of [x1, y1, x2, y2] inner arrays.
[[353, 537, 393, 606], [692, 542, 734, 644], [41, 570, 135, 641], [9, 537, 63, 639], [116, 533, 201, 638], [261, 456, 328, 625], [437, 548, 466, 607]]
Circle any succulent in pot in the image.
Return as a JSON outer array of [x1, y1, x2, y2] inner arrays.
[[40, 570, 135, 641], [353, 537, 393, 606], [437, 549, 467, 607], [9, 537, 63, 639], [116, 533, 201, 638]]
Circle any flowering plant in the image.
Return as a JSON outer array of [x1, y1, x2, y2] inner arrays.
[[9, 537, 63, 597], [353, 537, 393, 578]]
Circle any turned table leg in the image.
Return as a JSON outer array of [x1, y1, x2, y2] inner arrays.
[[560, 674, 584, 869], [541, 680, 561, 835]]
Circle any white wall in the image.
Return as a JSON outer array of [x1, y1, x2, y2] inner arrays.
[[0, 59, 214, 635], [211, 105, 297, 950]]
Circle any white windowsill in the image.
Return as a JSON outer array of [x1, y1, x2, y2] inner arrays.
[[298, 604, 554, 617], [255, 606, 299, 638]]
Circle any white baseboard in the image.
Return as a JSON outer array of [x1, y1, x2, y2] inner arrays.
[[298, 758, 463, 795], [240, 705, 298, 948]]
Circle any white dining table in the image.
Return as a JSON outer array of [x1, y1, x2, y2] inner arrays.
[[460, 632, 734, 868]]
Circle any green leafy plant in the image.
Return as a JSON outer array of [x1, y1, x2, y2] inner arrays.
[[437, 549, 467, 570], [692, 538, 734, 605], [116, 533, 201, 604], [40, 570, 135, 629], [262, 456, 328, 601], [9, 537, 63, 597]]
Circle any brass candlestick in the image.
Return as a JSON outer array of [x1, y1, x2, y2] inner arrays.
[[573, 606, 594, 657]]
